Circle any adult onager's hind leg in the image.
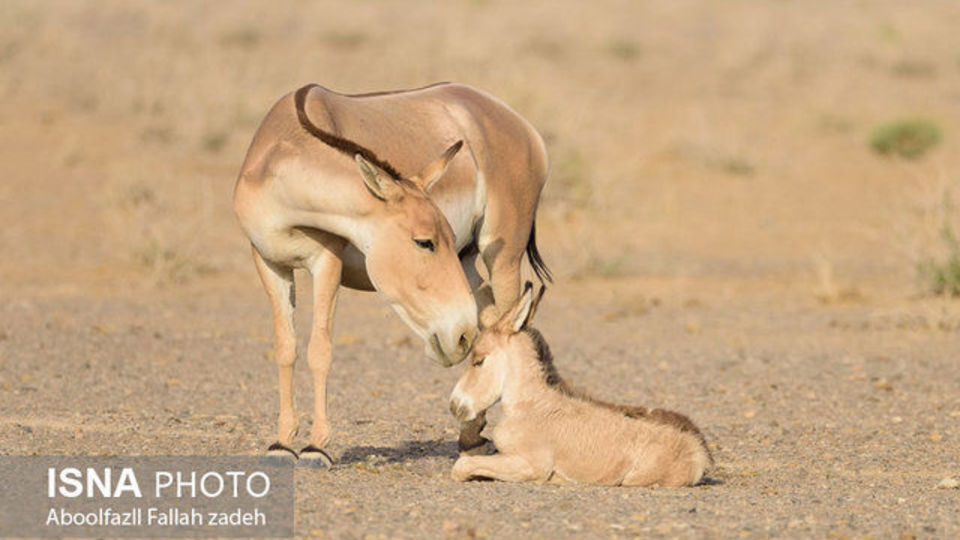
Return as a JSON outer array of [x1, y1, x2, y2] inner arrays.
[[252, 247, 299, 459], [482, 255, 522, 327], [451, 454, 545, 483], [457, 218, 534, 453], [299, 232, 347, 468], [458, 249, 493, 454]]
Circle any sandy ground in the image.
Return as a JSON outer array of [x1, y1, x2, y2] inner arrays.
[[2, 0, 960, 538], [2, 279, 958, 538]]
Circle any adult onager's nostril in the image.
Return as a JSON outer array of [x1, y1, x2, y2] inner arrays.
[[458, 328, 476, 353]]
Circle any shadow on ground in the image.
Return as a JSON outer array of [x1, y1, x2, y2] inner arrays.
[[339, 439, 458, 464]]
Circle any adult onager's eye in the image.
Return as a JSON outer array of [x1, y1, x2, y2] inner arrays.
[[414, 238, 436, 252]]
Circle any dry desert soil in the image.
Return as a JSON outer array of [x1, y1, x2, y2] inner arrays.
[[1, 1, 959, 538]]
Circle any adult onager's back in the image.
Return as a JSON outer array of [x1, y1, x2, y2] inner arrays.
[[449, 284, 712, 487], [234, 83, 550, 464]]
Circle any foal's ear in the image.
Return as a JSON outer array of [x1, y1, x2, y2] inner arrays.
[[411, 140, 463, 193], [524, 283, 547, 328], [356, 154, 403, 202], [505, 281, 539, 333]]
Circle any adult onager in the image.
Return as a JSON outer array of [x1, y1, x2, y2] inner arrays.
[[449, 284, 712, 486], [234, 83, 550, 465]]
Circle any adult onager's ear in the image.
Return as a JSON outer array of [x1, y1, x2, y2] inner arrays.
[[356, 154, 402, 201], [502, 281, 540, 333], [412, 140, 463, 192]]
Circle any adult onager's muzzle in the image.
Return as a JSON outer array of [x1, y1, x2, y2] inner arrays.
[[429, 323, 477, 367]]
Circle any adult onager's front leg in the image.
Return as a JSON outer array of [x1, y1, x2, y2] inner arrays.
[[451, 454, 547, 483], [299, 232, 347, 468], [252, 247, 299, 460]]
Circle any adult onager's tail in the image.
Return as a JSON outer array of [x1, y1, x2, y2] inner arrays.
[[526, 222, 552, 283]]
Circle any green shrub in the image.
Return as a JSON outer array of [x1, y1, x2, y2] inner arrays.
[[869, 119, 942, 159], [918, 222, 960, 296], [607, 39, 641, 62]]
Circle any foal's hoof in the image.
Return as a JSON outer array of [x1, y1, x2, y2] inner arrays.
[[264, 442, 298, 464], [458, 436, 494, 456], [298, 445, 334, 469]]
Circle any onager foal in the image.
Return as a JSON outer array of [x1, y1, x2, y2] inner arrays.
[[449, 284, 712, 487]]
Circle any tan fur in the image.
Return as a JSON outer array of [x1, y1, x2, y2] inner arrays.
[[233, 83, 549, 454], [449, 285, 712, 487]]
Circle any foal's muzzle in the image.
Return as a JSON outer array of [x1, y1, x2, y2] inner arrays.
[[449, 399, 474, 422]]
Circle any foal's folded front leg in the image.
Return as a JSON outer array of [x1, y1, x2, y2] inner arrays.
[[451, 454, 545, 483], [458, 411, 492, 455]]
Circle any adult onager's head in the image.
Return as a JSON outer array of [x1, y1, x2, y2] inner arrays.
[[352, 144, 478, 366], [450, 282, 545, 421]]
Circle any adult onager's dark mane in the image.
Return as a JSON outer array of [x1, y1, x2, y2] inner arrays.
[[294, 84, 404, 180], [522, 327, 711, 457]]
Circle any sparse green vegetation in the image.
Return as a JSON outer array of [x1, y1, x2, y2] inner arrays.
[[890, 58, 936, 78], [607, 39, 641, 62], [140, 125, 175, 145], [877, 23, 899, 43], [869, 119, 941, 159], [321, 30, 369, 51], [201, 131, 229, 153], [220, 27, 261, 49], [720, 156, 755, 177], [526, 36, 566, 61], [550, 149, 591, 207], [589, 255, 627, 277], [817, 113, 853, 134], [918, 222, 960, 297]]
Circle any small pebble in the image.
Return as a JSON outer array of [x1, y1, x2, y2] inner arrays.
[[936, 477, 959, 489]]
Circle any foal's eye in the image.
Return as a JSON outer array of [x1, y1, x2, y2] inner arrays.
[[414, 238, 435, 252], [473, 356, 485, 367]]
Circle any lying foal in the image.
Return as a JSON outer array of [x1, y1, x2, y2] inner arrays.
[[449, 284, 712, 487]]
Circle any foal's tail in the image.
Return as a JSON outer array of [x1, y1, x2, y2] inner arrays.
[[526, 221, 552, 284]]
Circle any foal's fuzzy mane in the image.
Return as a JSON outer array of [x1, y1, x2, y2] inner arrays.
[[521, 327, 711, 459]]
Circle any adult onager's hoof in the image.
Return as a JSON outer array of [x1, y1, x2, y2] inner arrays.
[[265, 442, 298, 464], [458, 436, 494, 456], [298, 445, 334, 469]]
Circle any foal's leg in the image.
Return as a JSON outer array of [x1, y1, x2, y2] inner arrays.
[[451, 453, 546, 483], [299, 233, 346, 468], [252, 247, 299, 459]]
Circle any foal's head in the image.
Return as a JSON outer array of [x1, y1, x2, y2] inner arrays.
[[449, 282, 546, 422]]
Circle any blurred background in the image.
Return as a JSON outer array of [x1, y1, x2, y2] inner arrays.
[[2, 0, 960, 301]]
